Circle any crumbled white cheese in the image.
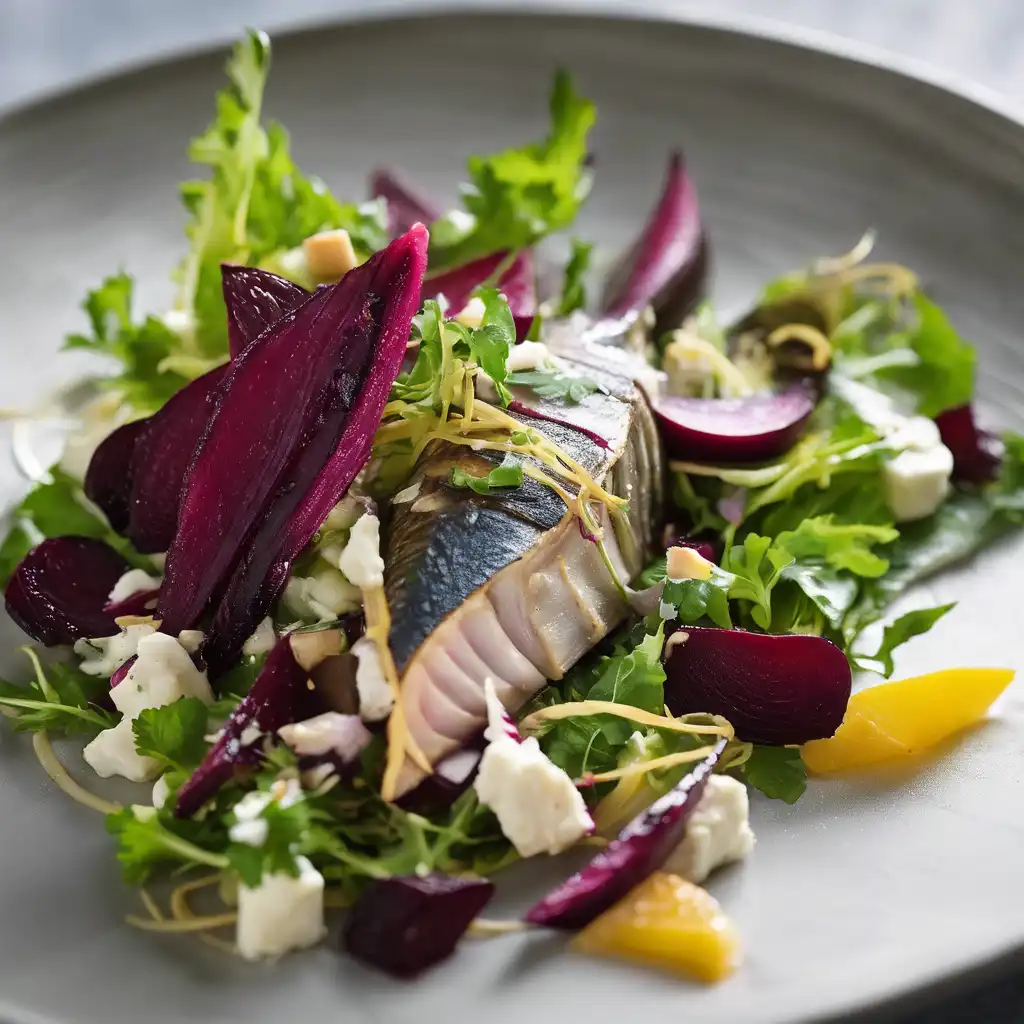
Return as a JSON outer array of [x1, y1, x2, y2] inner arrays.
[[107, 568, 161, 606], [658, 599, 678, 621], [236, 855, 325, 960], [454, 296, 487, 329], [506, 340, 554, 374], [303, 228, 358, 280], [152, 775, 170, 810], [83, 718, 159, 782], [230, 819, 270, 848], [352, 637, 393, 722], [238, 724, 264, 748], [84, 633, 214, 782], [337, 513, 384, 590], [882, 416, 954, 522], [283, 567, 361, 622], [177, 630, 204, 654], [663, 775, 755, 883], [666, 545, 714, 582], [474, 681, 593, 857], [243, 617, 277, 657], [278, 711, 371, 760], [74, 623, 156, 677]]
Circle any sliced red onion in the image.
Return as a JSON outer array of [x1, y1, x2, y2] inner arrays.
[[369, 168, 441, 236]]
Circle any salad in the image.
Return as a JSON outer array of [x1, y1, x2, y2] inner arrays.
[[1, 29, 1021, 981]]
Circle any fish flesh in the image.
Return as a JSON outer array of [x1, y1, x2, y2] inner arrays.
[[383, 329, 664, 796]]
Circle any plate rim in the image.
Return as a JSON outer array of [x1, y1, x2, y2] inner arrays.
[[2, 5, 1023, 1023]]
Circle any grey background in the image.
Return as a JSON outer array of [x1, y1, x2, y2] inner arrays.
[[1, 1, 1024, 1021]]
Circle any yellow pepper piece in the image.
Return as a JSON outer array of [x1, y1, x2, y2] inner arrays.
[[572, 872, 742, 983], [802, 667, 1015, 774]]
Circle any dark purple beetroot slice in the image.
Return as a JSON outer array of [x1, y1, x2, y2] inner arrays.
[[525, 739, 726, 930], [663, 625, 851, 745], [369, 168, 441, 236], [398, 746, 483, 815], [422, 251, 507, 312], [103, 588, 159, 618], [655, 382, 816, 464], [126, 364, 229, 554], [84, 419, 148, 534], [343, 874, 495, 977], [222, 264, 310, 358], [601, 152, 708, 330], [199, 226, 429, 675], [935, 404, 1003, 484], [5, 537, 129, 646], [174, 637, 318, 816]]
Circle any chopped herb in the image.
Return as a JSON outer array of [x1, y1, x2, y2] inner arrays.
[[450, 459, 524, 495], [739, 745, 808, 804], [556, 238, 593, 315], [506, 368, 602, 404]]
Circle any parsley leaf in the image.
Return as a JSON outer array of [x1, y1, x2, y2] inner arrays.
[[132, 698, 211, 773], [506, 367, 602, 404], [450, 458, 524, 495], [63, 273, 189, 415], [853, 603, 956, 678], [739, 745, 807, 804], [556, 238, 593, 316], [659, 571, 734, 629], [775, 516, 899, 578], [724, 534, 794, 630], [428, 71, 595, 272], [0, 649, 116, 737]]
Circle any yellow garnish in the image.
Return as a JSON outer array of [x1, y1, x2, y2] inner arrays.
[[663, 332, 753, 398], [583, 745, 718, 785], [31, 731, 122, 816], [766, 323, 832, 370], [519, 701, 733, 741]]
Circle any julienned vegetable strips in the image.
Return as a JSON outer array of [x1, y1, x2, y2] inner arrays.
[[0, 30, 1021, 980]]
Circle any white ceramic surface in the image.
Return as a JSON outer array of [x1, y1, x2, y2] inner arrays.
[[0, 9, 1023, 1023]]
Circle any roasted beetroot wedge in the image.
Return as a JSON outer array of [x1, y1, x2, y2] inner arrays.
[[343, 874, 495, 977], [601, 152, 708, 330], [525, 739, 726, 930], [175, 637, 316, 816], [663, 626, 851, 745], [126, 365, 228, 554], [423, 250, 536, 328], [222, 264, 309, 358], [83, 419, 147, 534], [369, 168, 441, 237], [655, 382, 817, 463], [186, 226, 428, 672], [5, 537, 130, 646], [935, 404, 1003, 484]]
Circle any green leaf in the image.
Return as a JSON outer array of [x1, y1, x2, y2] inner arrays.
[[875, 293, 975, 417], [660, 571, 734, 629], [556, 238, 593, 316], [132, 698, 211, 773], [106, 805, 229, 885], [63, 273, 189, 414], [428, 71, 595, 271], [0, 468, 147, 585], [992, 431, 1024, 521], [854, 603, 956, 678], [775, 515, 899, 578], [739, 745, 807, 804], [465, 287, 517, 405], [450, 458, 524, 495], [506, 367, 602, 404], [0, 651, 117, 736], [777, 563, 858, 632], [724, 534, 794, 630]]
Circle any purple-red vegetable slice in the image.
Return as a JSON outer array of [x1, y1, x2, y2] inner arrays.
[[222, 264, 310, 358], [654, 382, 816, 463], [601, 152, 708, 330], [126, 366, 228, 554], [4, 537, 129, 646], [369, 168, 441, 237], [663, 625, 851, 745], [197, 226, 429, 674], [83, 420, 147, 534], [398, 745, 483, 814], [175, 636, 317, 817], [525, 739, 726, 930], [343, 874, 495, 977], [423, 250, 536, 335], [935, 404, 1003, 484]]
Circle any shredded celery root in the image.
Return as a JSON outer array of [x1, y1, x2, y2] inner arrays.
[[662, 332, 753, 397], [766, 323, 832, 370], [129, 874, 238, 952], [466, 918, 529, 937], [31, 731, 122, 816], [583, 745, 718, 785], [519, 701, 734, 742]]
